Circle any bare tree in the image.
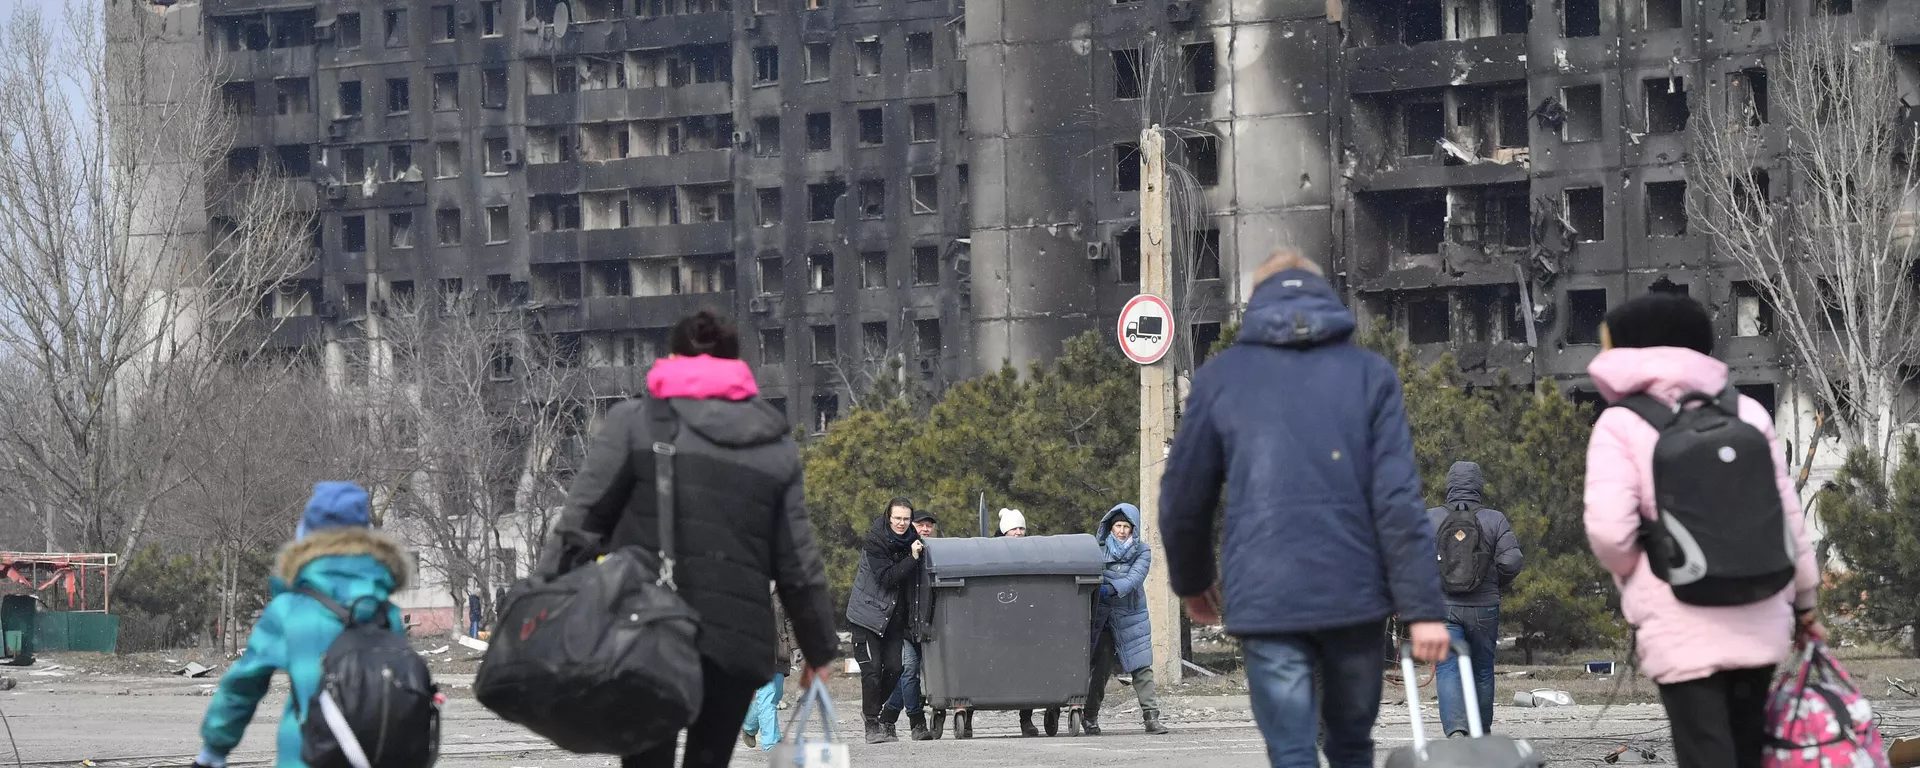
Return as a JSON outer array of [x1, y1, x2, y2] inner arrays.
[[0, 1, 311, 558], [1691, 22, 1920, 463]]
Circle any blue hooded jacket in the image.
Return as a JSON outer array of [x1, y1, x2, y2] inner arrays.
[[1092, 504, 1153, 672], [1158, 269, 1447, 635], [198, 487, 407, 768]]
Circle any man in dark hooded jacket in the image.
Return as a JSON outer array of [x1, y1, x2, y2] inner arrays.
[[844, 498, 923, 743], [1426, 461, 1523, 738], [1159, 250, 1451, 768]]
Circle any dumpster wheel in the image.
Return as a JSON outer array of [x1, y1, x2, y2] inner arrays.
[[1044, 708, 1060, 736], [954, 709, 974, 740], [1067, 708, 1084, 737]]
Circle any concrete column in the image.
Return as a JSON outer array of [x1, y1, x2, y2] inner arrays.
[[1138, 127, 1183, 686]]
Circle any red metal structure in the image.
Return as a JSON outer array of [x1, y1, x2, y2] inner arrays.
[[0, 552, 119, 612]]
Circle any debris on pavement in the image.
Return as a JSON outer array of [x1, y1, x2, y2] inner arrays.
[[425, 645, 451, 655], [1604, 745, 1659, 764], [175, 662, 216, 678], [1513, 689, 1573, 707], [456, 635, 489, 653], [1585, 661, 1616, 675]]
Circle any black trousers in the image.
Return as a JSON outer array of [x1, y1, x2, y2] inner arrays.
[[622, 658, 762, 768], [1657, 666, 1775, 768], [852, 627, 906, 721]]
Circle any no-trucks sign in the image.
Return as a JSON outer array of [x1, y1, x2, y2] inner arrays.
[[1117, 294, 1174, 365]]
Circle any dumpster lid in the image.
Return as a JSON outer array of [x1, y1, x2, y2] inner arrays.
[[923, 534, 1106, 579]]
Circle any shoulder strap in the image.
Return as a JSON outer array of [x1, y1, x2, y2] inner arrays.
[[1717, 385, 1744, 415], [295, 585, 391, 630], [1611, 394, 1677, 430], [649, 398, 681, 592]]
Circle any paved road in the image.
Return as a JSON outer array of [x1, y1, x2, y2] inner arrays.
[[1, 670, 1912, 766]]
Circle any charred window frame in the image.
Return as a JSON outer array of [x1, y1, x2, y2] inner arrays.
[[755, 116, 782, 157], [1730, 68, 1768, 126], [907, 32, 934, 72], [910, 103, 937, 143], [761, 329, 787, 364], [753, 46, 780, 85], [806, 112, 833, 152], [1645, 180, 1689, 237], [1564, 0, 1599, 37], [384, 8, 408, 47], [1565, 186, 1605, 242], [1403, 99, 1445, 156], [1644, 76, 1690, 134], [1115, 142, 1142, 192], [1405, 293, 1451, 345], [1566, 289, 1607, 345], [1561, 84, 1603, 143], [1183, 42, 1216, 94], [913, 245, 940, 285], [338, 12, 363, 47], [1112, 49, 1144, 100]]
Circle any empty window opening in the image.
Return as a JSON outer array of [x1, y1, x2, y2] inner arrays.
[[754, 117, 782, 157], [1116, 227, 1142, 283], [1645, 77, 1689, 133], [1646, 181, 1689, 237], [484, 137, 508, 174], [811, 326, 837, 363], [1113, 49, 1143, 100], [1406, 198, 1447, 254], [1733, 282, 1774, 337], [858, 108, 884, 146], [275, 78, 311, 115], [1746, 0, 1766, 21], [222, 82, 257, 116], [805, 42, 831, 82], [1404, 1, 1442, 44], [338, 80, 362, 117], [345, 283, 368, 318], [1498, 0, 1529, 34], [436, 208, 461, 245], [432, 5, 455, 39], [1192, 322, 1223, 363], [590, 261, 631, 297], [753, 328, 784, 365], [274, 144, 311, 176], [1498, 94, 1530, 148], [343, 215, 368, 253], [1192, 228, 1221, 281], [388, 143, 418, 181], [753, 46, 780, 84], [1562, 85, 1603, 142], [857, 179, 886, 218], [387, 212, 414, 249], [483, 68, 507, 108], [911, 175, 938, 214], [757, 188, 783, 227], [910, 104, 937, 142], [1734, 68, 1768, 126], [482, 2, 500, 35], [757, 257, 786, 295], [1404, 101, 1445, 156], [432, 72, 459, 111], [1564, 0, 1599, 37], [1407, 295, 1451, 345], [486, 274, 515, 307], [916, 320, 942, 358], [338, 12, 363, 47], [1565, 186, 1604, 241], [384, 9, 407, 46], [812, 393, 839, 432], [1184, 43, 1217, 94], [1567, 289, 1607, 345], [913, 246, 940, 285], [486, 206, 509, 243], [862, 322, 890, 359], [340, 147, 367, 183], [1735, 169, 1772, 219], [907, 32, 934, 71], [531, 194, 583, 232], [1645, 0, 1681, 30], [435, 141, 460, 178], [808, 181, 844, 221], [1184, 135, 1220, 187], [387, 77, 410, 113], [857, 40, 882, 76], [860, 252, 888, 289], [227, 147, 260, 180], [1817, 0, 1851, 15], [1647, 277, 1688, 296], [807, 112, 832, 152], [1115, 142, 1142, 192]]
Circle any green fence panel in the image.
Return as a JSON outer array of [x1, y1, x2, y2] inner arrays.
[[63, 613, 118, 653], [33, 611, 67, 652]]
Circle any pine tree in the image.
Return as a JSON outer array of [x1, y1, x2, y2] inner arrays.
[[1816, 441, 1920, 657]]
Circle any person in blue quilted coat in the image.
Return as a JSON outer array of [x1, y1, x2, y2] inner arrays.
[[1083, 503, 1169, 736]]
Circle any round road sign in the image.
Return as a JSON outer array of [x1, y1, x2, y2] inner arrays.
[[1117, 294, 1174, 365]]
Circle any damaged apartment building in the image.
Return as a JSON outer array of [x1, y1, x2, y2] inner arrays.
[[196, 0, 973, 433]]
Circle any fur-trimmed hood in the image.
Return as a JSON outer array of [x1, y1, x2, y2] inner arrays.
[[275, 527, 410, 592]]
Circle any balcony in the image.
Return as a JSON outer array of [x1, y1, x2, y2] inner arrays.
[[528, 221, 735, 263], [524, 151, 733, 194], [526, 82, 734, 126], [1346, 35, 1527, 94], [534, 292, 738, 333], [214, 46, 319, 83]]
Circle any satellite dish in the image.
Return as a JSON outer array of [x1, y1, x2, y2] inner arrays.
[[552, 2, 571, 37]]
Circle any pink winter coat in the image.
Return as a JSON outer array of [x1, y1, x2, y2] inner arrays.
[[1584, 347, 1819, 685]]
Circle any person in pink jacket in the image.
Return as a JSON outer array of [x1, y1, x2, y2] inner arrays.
[[1582, 293, 1824, 768]]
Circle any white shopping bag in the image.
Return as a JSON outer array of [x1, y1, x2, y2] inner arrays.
[[768, 683, 850, 768]]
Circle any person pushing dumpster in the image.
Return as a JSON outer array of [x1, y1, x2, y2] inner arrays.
[[1085, 503, 1169, 736], [846, 498, 923, 743]]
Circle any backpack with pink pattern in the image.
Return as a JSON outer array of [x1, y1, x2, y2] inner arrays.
[[1764, 643, 1888, 768]]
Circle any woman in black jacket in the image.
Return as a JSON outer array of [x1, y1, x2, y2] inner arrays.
[[542, 310, 840, 768], [844, 497, 923, 743]]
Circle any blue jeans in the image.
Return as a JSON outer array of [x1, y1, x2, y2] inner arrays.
[[883, 641, 922, 715], [1243, 620, 1386, 768], [1435, 604, 1499, 737], [741, 673, 784, 751]]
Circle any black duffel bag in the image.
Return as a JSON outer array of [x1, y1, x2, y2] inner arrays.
[[476, 400, 704, 755]]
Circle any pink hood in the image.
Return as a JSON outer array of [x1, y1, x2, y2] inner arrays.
[[1588, 346, 1730, 406], [1582, 345, 1819, 684], [646, 355, 760, 401]]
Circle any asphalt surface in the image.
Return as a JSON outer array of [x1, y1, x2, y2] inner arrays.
[[0, 669, 1914, 767]]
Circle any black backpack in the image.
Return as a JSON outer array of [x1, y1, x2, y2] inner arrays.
[[296, 587, 441, 768], [1613, 387, 1796, 607], [1436, 504, 1492, 595], [475, 399, 704, 755]]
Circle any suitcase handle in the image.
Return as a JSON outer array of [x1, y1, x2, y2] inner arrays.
[[1398, 637, 1480, 751], [781, 682, 840, 746]]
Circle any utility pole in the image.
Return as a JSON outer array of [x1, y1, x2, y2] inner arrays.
[[1137, 126, 1183, 686]]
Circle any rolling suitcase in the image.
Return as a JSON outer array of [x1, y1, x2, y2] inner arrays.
[[1384, 640, 1546, 768]]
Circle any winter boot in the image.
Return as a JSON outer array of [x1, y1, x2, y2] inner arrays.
[[1082, 708, 1103, 737], [1143, 708, 1170, 735], [929, 709, 947, 740], [864, 717, 889, 744], [909, 712, 932, 741], [879, 707, 900, 741], [1019, 710, 1040, 737]]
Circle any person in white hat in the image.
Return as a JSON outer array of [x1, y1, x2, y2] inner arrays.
[[998, 508, 1027, 537]]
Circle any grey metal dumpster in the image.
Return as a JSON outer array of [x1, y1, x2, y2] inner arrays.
[[917, 534, 1106, 738]]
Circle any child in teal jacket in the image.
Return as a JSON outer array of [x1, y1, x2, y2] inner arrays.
[[193, 482, 410, 768]]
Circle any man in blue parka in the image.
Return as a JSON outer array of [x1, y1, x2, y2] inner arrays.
[[193, 482, 410, 768], [1084, 503, 1169, 736], [1159, 250, 1451, 768]]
